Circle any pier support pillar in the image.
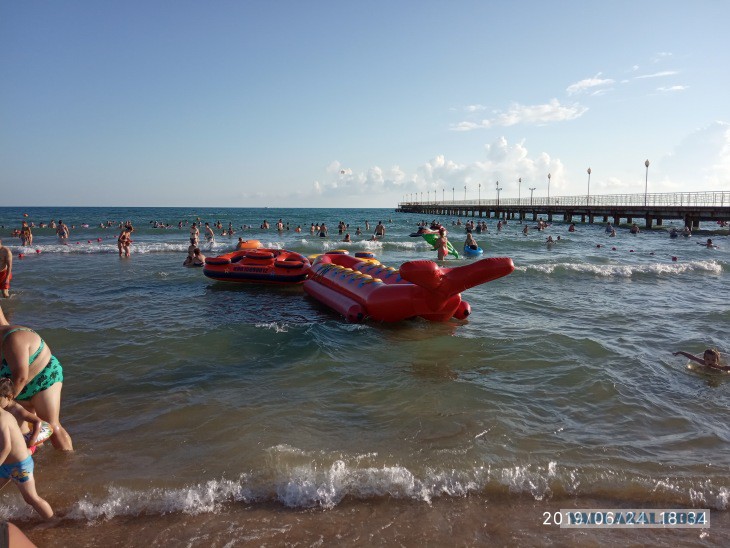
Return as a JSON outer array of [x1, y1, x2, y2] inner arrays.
[[613, 215, 621, 226], [656, 217, 663, 226], [645, 215, 653, 229]]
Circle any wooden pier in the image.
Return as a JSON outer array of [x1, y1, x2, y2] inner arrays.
[[396, 191, 730, 229]]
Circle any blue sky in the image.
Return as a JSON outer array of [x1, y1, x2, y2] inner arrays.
[[2, 1, 729, 207]]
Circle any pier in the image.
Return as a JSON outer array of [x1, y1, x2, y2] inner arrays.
[[396, 191, 730, 229]]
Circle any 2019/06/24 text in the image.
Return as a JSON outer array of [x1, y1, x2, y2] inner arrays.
[[543, 509, 710, 528]]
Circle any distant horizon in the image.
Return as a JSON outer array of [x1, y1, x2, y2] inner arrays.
[[2, 2, 729, 207], [2, 187, 729, 211]]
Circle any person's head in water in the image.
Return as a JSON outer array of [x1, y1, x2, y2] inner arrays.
[[703, 349, 721, 367]]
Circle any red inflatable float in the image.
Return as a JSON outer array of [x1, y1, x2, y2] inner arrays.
[[203, 248, 311, 284], [304, 252, 514, 322]]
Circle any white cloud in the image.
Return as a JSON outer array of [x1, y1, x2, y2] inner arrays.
[[313, 161, 410, 197], [566, 74, 615, 95], [658, 121, 730, 190], [634, 70, 678, 79], [652, 52, 673, 63], [465, 104, 487, 112], [451, 99, 587, 131], [656, 85, 688, 92], [311, 138, 567, 200]]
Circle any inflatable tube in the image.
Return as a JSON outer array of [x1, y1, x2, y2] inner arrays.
[[354, 251, 376, 259], [246, 250, 275, 260], [420, 233, 460, 259], [205, 256, 231, 265], [304, 278, 365, 322], [463, 244, 484, 257], [204, 248, 310, 284], [24, 421, 53, 447], [304, 253, 513, 322]]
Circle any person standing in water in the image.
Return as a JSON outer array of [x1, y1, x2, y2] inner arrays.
[[435, 227, 449, 260], [0, 241, 12, 298], [56, 220, 70, 242], [0, 324, 74, 450]]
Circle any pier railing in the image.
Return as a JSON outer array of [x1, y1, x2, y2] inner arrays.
[[399, 191, 729, 208]]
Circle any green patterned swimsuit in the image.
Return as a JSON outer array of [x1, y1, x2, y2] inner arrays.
[[0, 328, 64, 401]]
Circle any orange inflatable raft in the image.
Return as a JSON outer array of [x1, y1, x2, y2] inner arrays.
[[203, 244, 311, 284], [304, 252, 514, 322]]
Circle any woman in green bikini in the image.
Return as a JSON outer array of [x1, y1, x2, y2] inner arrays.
[[0, 324, 73, 450]]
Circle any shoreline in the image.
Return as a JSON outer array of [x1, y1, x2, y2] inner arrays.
[[21, 494, 728, 547]]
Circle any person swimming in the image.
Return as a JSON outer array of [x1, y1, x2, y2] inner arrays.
[[674, 349, 729, 372]]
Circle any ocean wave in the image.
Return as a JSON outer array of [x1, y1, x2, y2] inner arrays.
[[9, 447, 724, 522], [255, 322, 290, 333], [7, 241, 198, 255], [515, 260, 724, 278]]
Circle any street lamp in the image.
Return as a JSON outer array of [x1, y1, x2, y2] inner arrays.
[[442, 188, 445, 202], [496, 181, 502, 207], [478, 183, 481, 205], [452, 187, 455, 203], [644, 159, 650, 206], [518, 177, 522, 205], [587, 167, 592, 206], [547, 173, 551, 201], [529, 187, 536, 206], [420, 191, 423, 203], [464, 185, 467, 201]]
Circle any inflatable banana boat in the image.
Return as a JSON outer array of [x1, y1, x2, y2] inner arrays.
[[304, 252, 514, 322], [203, 247, 311, 284]]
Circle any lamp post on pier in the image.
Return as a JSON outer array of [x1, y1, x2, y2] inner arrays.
[[496, 181, 502, 208], [452, 187, 454, 204], [442, 188, 445, 202], [547, 173, 551, 202], [464, 185, 467, 201], [587, 167, 592, 206], [478, 183, 481, 205], [529, 187, 536, 206], [518, 177, 522, 205], [644, 159, 650, 206]]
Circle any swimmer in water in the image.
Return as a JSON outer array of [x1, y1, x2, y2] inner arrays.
[[698, 238, 718, 248], [673, 349, 729, 372]]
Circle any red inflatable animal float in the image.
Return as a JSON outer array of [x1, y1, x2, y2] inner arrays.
[[304, 252, 514, 322]]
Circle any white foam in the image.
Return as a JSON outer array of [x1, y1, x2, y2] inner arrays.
[[54, 456, 730, 521], [255, 322, 289, 333], [521, 260, 723, 278]]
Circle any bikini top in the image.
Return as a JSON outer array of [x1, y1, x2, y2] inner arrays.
[[0, 328, 45, 367]]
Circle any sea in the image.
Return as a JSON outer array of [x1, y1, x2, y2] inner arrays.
[[0, 206, 728, 547]]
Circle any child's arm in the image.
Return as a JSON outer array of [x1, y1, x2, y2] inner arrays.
[[6, 402, 42, 447], [673, 351, 705, 365]]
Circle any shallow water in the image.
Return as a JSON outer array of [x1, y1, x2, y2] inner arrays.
[[0, 207, 728, 545]]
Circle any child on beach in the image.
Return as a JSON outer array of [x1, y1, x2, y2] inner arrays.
[[0, 378, 54, 519], [673, 349, 729, 372]]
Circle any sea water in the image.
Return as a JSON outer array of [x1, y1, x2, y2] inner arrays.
[[0, 206, 728, 546]]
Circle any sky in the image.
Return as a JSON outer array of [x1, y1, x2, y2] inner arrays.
[[2, 1, 730, 208]]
